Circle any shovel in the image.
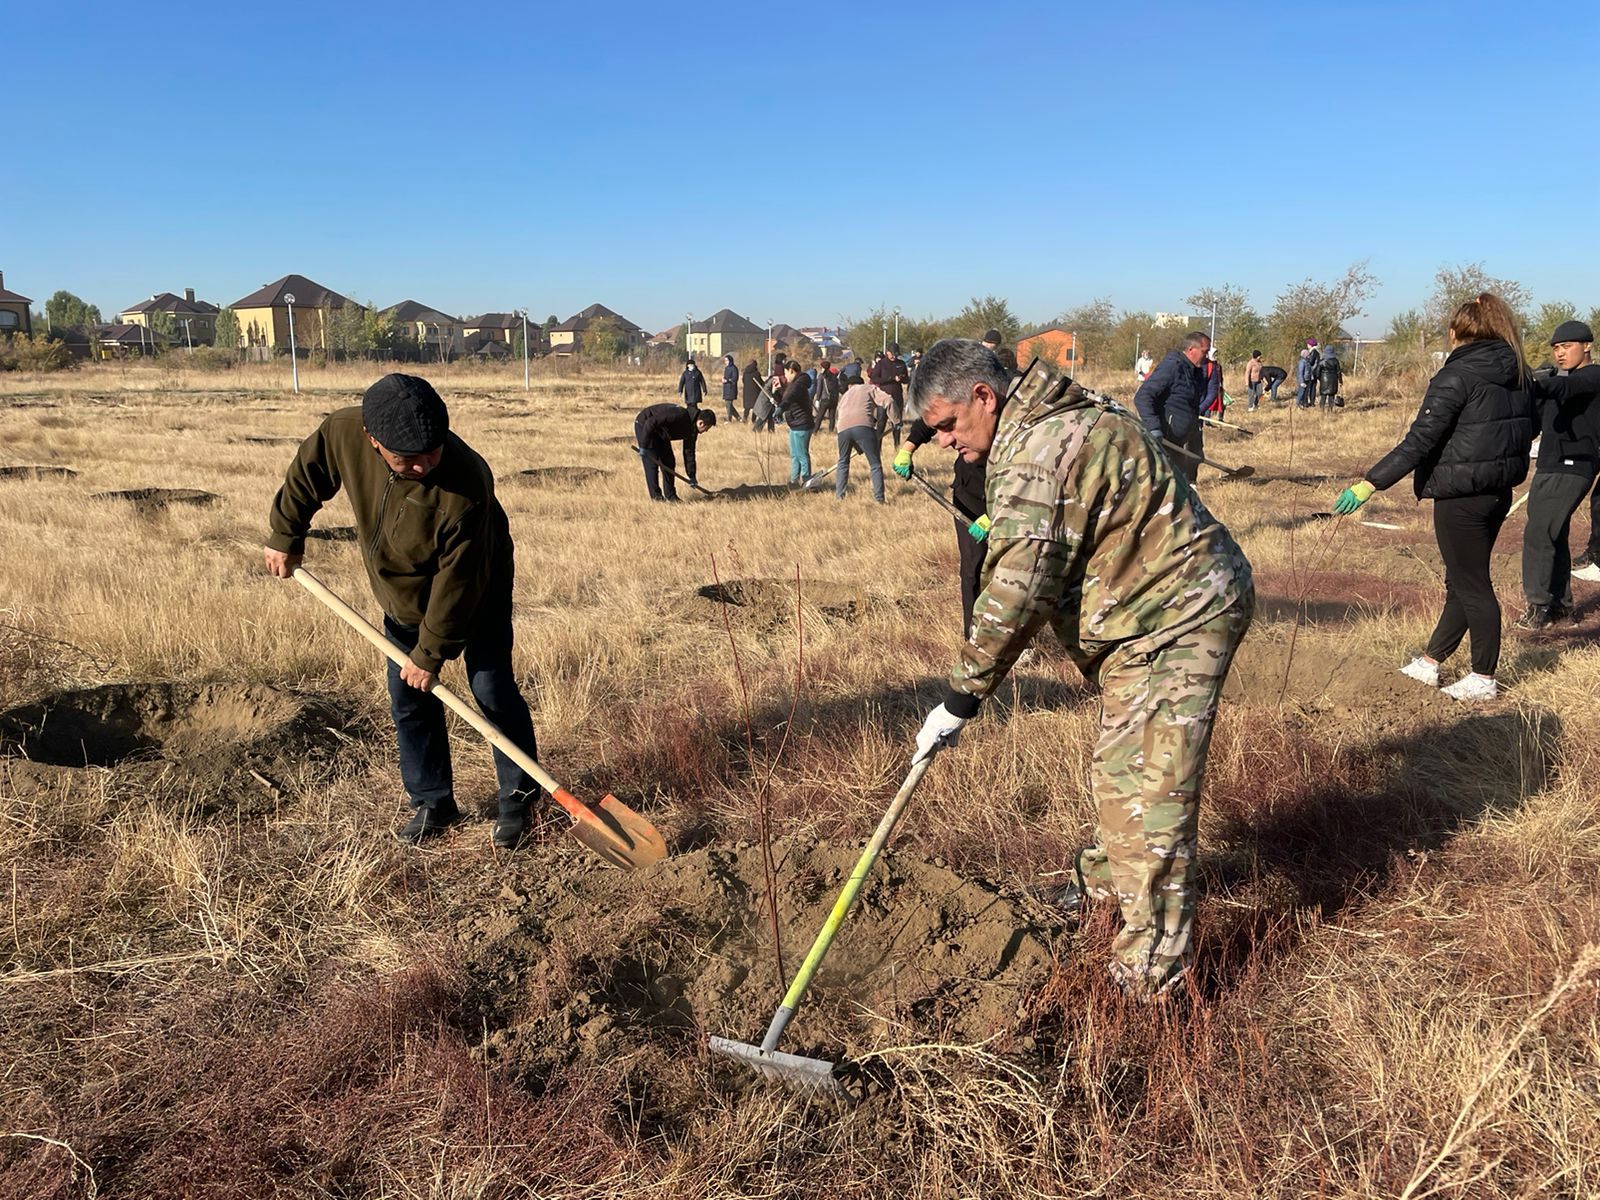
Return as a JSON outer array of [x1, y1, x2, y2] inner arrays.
[[1303, 512, 1404, 531], [802, 463, 837, 492], [632, 445, 716, 499], [1161, 438, 1255, 480], [292, 568, 667, 869], [1200, 414, 1256, 437], [710, 752, 936, 1098], [905, 467, 972, 523]]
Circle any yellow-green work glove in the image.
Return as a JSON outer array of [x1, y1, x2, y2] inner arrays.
[[892, 446, 914, 479], [1333, 480, 1375, 515], [968, 514, 993, 542]]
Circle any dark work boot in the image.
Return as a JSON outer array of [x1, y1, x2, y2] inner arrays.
[[396, 799, 464, 844], [491, 798, 531, 850], [1515, 604, 1553, 631]]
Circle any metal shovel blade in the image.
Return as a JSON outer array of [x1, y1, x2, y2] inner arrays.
[[708, 1036, 845, 1098], [1224, 465, 1256, 479], [567, 792, 668, 869]]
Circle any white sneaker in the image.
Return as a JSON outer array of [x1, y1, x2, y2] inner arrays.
[[1574, 563, 1600, 583], [1442, 673, 1498, 702], [1399, 657, 1440, 688]]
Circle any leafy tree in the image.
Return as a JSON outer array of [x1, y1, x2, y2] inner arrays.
[[951, 295, 1020, 343], [363, 305, 398, 359], [149, 310, 177, 346], [1527, 300, 1579, 356], [1267, 261, 1378, 360], [1053, 298, 1116, 367], [1424, 262, 1531, 336], [45, 290, 102, 333], [1184, 284, 1251, 344], [1216, 307, 1267, 366], [582, 315, 627, 361], [839, 307, 890, 360], [0, 333, 75, 372], [214, 308, 241, 354]]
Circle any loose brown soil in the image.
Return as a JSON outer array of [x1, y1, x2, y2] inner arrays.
[[0, 682, 354, 813], [91, 487, 221, 513], [696, 577, 866, 623], [462, 840, 1062, 1093]]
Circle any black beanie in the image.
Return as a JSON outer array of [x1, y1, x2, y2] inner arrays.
[[362, 374, 448, 453], [1550, 320, 1594, 345], [982, 329, 1002, 345]]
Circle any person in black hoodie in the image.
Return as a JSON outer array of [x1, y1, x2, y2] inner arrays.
[[721, 353, 740, 422], [1519, 320, 1598, 626], [1333, 293, 1535, 702]]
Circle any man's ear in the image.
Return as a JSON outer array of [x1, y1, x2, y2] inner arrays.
[[975, 382, 1001, 413]]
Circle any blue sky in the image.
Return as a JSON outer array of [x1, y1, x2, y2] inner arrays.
[[4, 1, 1591, 335]]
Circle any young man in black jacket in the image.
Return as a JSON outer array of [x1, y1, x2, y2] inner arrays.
[[1520, 320, 1598, 624], [636, 402, 715, 500]]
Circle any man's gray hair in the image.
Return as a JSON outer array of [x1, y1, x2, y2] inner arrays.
[[1183, 330, 1211, 350], [907, 338, 1009, 418]]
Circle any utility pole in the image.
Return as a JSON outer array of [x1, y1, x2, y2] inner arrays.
[[892, 305, 901, 350], [766, 319, 774, 377], [519, 308, 530, 390], [685, 312, 693, 359], [284, 293, 300, 394]]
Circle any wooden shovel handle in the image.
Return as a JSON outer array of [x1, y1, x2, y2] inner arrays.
[[291, 567, 584, 820]]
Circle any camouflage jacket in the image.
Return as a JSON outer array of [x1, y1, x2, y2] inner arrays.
[[944, 362, 1252, 715]]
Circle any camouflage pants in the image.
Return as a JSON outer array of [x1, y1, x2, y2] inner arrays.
[[1078, 594, 1253, 995]]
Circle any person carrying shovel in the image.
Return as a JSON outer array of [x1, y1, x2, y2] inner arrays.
[[908, 340, 1254, 1001], [262, 373, 544, 849]]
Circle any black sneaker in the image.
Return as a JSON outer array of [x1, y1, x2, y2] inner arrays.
[[1553, 603, 1582, 626], [1575, 552, 1595, 570], [1515, 604, 1553, 631], [397, 800, 464, 844]]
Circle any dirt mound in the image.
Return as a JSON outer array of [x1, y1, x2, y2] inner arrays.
[[0, 465, 77, 480], [463, 841, 1061, 1089], [306, 526, 357, 542], [515, 467, 608, 486], [1224, 634, 1451, 738], [0, 682, 353, 812], [696, 577, 866, 622], [92, 488, 220, 513], [713, 482, 802, 501]]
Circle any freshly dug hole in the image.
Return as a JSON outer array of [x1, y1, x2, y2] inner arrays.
[[515, 467, 608, 486], [0, 682, 354, 811], [695, 577, 866, 622], [0, 465, 77, 480], [91, 487, 220, 513], [464, 840, 1062, 1085]]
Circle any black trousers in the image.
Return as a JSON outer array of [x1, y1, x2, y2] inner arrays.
[[957, 517, 986, 637], [1521, 468, 1594, 607], [635, 421, 678, 500], [1425, 490, 1512, 676], [724, 394, 739, 421]]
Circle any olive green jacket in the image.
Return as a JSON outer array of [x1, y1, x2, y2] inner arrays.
[[266, 406, 513, 673]]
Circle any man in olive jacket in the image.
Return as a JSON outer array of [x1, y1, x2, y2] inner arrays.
[[263, 373, 543, 849]]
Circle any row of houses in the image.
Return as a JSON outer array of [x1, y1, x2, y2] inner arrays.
[[1, 267, 847, 363]]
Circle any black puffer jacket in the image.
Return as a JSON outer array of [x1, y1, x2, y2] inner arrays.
[[1366, 339, 1534, 499], [778, 375, 814, 430]]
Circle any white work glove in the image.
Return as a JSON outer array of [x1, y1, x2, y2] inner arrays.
[[915, 703, 968, 762]]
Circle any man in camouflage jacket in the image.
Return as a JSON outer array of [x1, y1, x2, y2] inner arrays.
[[909, 340, 1254, 998]]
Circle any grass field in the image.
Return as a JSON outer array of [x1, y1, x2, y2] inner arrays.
[[1, 356, 1596, 1199]]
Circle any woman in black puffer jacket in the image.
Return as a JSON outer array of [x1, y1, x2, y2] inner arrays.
[[1333, 293, 1534, 701]]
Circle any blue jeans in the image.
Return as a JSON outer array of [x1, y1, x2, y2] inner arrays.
[[383, 606, 541, 812], [835, 426, 884, 501], [788, 428, 813, 481]]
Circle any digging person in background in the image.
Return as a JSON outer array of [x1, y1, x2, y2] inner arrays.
[[1332, 293, 1535, 702], [721, 353, 740, 423], [677, 355, 707, 412], [812, 358, 841, 432], [1133, 330, 1210, 482], [1260, 362, 1288, 405], [833, 374, 891, 503], [870, 342, 911, 448], [777, 358, 816, 484], [1245, 350, 1265, 411], [1519, 320, 1599, 626], [263, 374, 544, 849], [908, 340, 1254, 1000], [636, 401, 715, 501], [743, 357, 772, 429]]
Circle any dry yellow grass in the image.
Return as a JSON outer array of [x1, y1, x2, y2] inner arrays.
[[0, 356, 1596, 1198]]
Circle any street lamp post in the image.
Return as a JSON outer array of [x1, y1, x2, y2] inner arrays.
[[518, 309, 530, 390], [685, 312, 693, 360], [181, 317, 192, 350], [766, 319, 773, 377], [284, 292, 300, 394], [892, 306, 901, 350], [881, 317, 887, 354]]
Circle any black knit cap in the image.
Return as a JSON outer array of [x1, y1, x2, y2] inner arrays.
[[362, 374, 449, 453], [1550, 320, 1594, 345], [982, 329, 1002, 345]]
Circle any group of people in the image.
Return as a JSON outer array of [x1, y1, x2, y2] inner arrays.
[[259, 295, 1595, 1006], [1333, 298, 1596, 698]]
